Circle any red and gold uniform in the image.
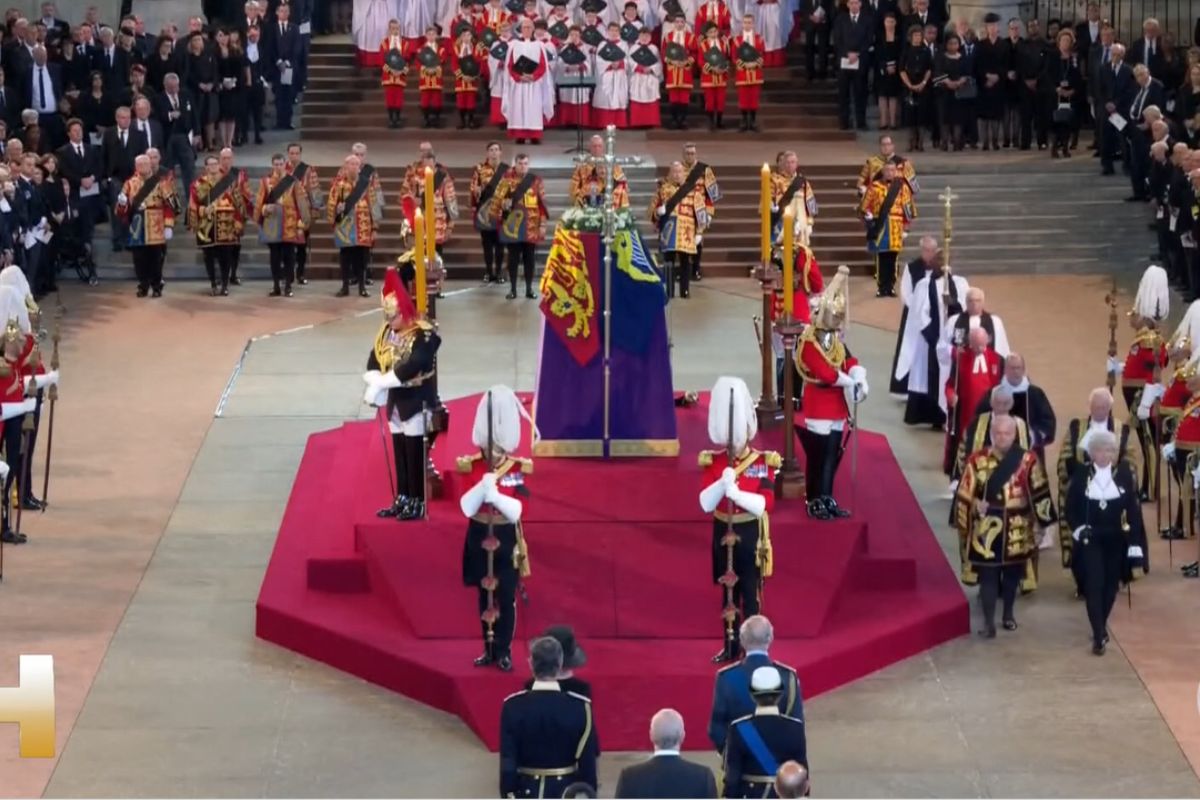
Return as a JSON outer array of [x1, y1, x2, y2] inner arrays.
[[491, 169, 549, 244], [416, 41, 448, 110], [187, 173, 246, 247], [698, 34, 729, 113], [732, 30, 764, 111], [1121, 324, 1168, 497], [568, 161, 630, 208], [456, 451, 532, 664], [481, 2, 513, 34], [470, 158, 507, 232], [254, 172, 311, 245], [695, 0, 731, 36], [327, 172, 379, 248], [451, 41, 485, 112], [401, 163, 459, 245], [797, 328, 861, 427], [649, 174, 712, 298], [380, 34, 408, 111], [118, 173, 175, 247], [953, 445, 1056, 587], [449, 10, 485, 40], [859, 175, 916, 296], [663, 27, 696, 99], [698, 446, 778, 652]]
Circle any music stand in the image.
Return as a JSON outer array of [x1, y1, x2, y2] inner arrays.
[[558, 75, 597, 154]]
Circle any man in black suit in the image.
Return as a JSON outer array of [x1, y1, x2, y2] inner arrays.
[[131, 96, 163, 156], [1128, 17, 1165, 81], [831, 0, 873, 130], [1099, 42, 1135, 175], [801, 0, 834, 80], [237, 0, 265, 35], [95, 26, 130, 92], [290, 0, 313, 93], [1125, 64, 1165, 201], [614, 709, 717, 799], [75, 22, 101, 67], [3, 20, 35, 86], [102, 105, 146, 249], [1087, 23, 1115, 152], [241, 24, 267, 144], [266, 2, 300, 129], [56, 117, 103, 255], [1014, 18, 1048, 150], [14, 152, 49, 294], [155, 72, 199, 191], [1074, 2, 1101, 72], [0, 68, 20, 132], [26, 47, 64, 150], [903, 0, 941, 44], [37, 3, 69, 39]]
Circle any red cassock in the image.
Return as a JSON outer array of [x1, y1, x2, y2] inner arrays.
[[945, 347, 1003, 436], [798, 336, 860, 423], [700, 450, 776, 515], [731, 32, 763, 110], [451, 44, 484, 110], [697, 37, 729, 112], [695, 0, 732, 36], [662, 29, 696, 103]]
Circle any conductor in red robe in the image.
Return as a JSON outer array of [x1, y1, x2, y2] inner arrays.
[[944, 325, 1002, 476]]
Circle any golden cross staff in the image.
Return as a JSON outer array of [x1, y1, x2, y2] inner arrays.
[[40, 306, 61, 510], [938, 186, 958, 306]]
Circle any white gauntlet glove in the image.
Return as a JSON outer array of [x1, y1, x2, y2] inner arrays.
[[1106, 356, 1124, 375], [1163, 442, 1177, 460]]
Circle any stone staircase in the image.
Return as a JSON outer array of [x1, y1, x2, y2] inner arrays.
[[904, 159, 1154, 274]]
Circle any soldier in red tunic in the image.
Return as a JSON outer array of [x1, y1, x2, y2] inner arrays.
[[795, 266, 867, 520], [698, 376, 779, 663], [1107, 264, 1170, 501], [457, 385, 533, 672]]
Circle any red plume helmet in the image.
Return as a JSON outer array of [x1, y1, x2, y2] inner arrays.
[[380, 266, 416, 322]]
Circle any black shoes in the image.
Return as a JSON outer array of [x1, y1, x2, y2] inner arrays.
[[506, 290, 517, 299], [298, 276, 308, 285], [358, 287, 370, 298], [151, 285, 163, 298], [230, 276, 242, 286], [1002, 618, 1018, 631], [269, 286, 282, 297], [978, 625, 997, 639], [1182, 561, 1199, 578], [21, 496, 44, 511], [336, 285, 350, 297], [2, 528, 26, 544], [136, 286, 148, 298], [473, 652, 513, 671], [1160, 526, 1186, 540], [285, 286, 294, 297], [711, 647, 738, 664], [378, 496, 427, 522], [524, 289, 536, 299], [1093, 636, 1108, 655], [473, 652, 493, 667], [210, 284, 219, 297]]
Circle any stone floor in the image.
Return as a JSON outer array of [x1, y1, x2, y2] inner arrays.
[[1, 273, 1197, 798]]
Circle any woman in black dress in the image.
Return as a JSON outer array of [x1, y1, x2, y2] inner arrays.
[[57, 37, 87, 99], [974, 13, 1005, 150], [900, 24, 932, 151], [184, 32, 219, 152], [1047, 30, 1083, 158], [146, 35, 179, 93], [77, 71, 114, 138], [875, 13, 902, 130], [227, 30, 252, 146], [1180, 64, 1200, 144], [38, 155, 67, 290], [215, 29, 245, 149], [1064, 430, 1146, 656], [934, 33, 967, 150], [999, 19, 1023, 148]]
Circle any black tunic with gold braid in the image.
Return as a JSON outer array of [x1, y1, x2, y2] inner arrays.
[[367, 319, 441, 517]]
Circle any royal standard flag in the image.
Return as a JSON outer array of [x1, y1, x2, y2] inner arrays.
[[608, 229, 667, 355], [539, 226, 601, 366]]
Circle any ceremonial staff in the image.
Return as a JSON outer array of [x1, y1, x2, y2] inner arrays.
[[481, 390, 498, 664], [940, 187, 963, 448], [420, 167, 449, 497], [753, 164, 780, 429], [775, 211, 804, 497], [719, 386, 738, 658], [1105, 277, 1118, 393], [40, 308, 60, 510]]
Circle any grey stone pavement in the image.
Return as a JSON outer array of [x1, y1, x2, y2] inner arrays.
[[41, 280, 1200, 798]]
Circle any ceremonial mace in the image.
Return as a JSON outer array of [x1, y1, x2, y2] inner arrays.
[[1105, 276, 1119, 394], [40, 307, 61, 510], [775, 210, 805, 499], [753, 164, 782, 430], [940, 187, 963, 456]]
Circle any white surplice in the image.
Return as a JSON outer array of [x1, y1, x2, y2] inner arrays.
[[502, 38, 555, 131], [592, 39, 629, 110], [353, 0, 397, 52]]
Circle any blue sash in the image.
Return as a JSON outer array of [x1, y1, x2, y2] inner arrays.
[[737, 721, 779, 776]]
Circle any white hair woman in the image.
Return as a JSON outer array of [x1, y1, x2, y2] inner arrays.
[[457, 384, 535, 673], [1064, 428, 1147, 655]]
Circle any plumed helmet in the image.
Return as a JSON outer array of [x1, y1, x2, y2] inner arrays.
[[1132, 264, 1169, 324], [708, 376, 756, 454], [472, 384, 537, 453]]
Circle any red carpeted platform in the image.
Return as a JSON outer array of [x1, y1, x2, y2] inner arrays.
[[256, 393, 968, 751]]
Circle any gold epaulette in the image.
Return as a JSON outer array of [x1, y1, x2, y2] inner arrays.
[[716, 660, 740, 674], [764, 451, 782, 469], [514, 456, 533, 474], [456, 453, 481, 473], [698, 450, 715, 467], [502, 689, 529, 703], [565, 690, 591, 704], [414, 319, 437, 333]]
